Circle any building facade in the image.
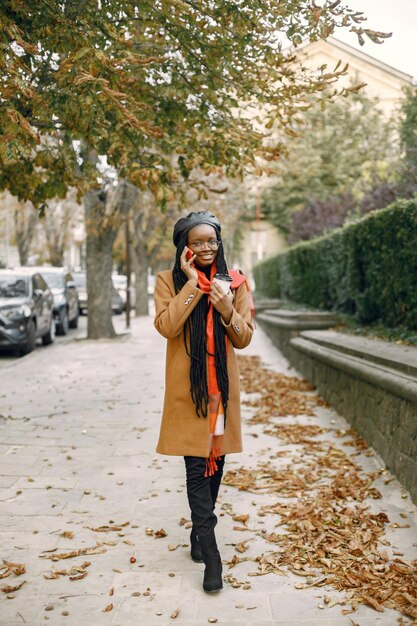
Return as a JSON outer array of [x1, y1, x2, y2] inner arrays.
[[239, 36, 414, 282]]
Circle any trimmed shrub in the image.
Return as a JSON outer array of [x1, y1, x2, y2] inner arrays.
[[253, 199, 417, 329]]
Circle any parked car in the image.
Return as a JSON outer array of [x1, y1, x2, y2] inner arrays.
[[73, 272, 88, 315], [73, 272, 124, 315], [112, 274, 136, 310], [112, 285, 124, 314], [18, 266, 79, 335], [0, 269, 54, 356]]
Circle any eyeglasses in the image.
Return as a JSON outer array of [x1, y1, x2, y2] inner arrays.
[[188, 239, 220, 251]]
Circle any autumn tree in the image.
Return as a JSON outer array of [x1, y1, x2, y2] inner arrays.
[[261, 89, 398, 240], [0, 1, 389, 337], [40, 192, 81, 266], [129, 197, 176, 316]]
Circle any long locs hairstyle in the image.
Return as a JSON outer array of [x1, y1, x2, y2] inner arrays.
[[172, 230, 229, 419]]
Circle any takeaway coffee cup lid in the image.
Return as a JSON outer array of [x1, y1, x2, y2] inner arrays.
[[213, 273, 232, 282]]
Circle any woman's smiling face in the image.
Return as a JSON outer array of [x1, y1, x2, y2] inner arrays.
[[187, 224, 219, 269]]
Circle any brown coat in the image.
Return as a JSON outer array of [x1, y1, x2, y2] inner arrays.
[[154, 270, 254, 457]]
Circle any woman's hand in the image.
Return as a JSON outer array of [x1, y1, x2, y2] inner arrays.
[[210, 281, 233, 323], [180, 246, 198, 283]]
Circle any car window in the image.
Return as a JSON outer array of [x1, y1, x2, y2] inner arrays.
[[113, 275, 127, 288], [33, 274, 48, 291], [0, 275, 28, 297]]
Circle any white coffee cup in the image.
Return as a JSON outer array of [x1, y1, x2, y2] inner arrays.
[[213, 273, 233, 294]]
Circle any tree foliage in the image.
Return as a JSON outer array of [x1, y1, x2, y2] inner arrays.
[[289, 191, 356, 243], [0, 1, 389, 206], [253, 199, 417, 330], [398, 86, 417, 197], [40, 193, 81, 266], [261, 90, 398, 240]]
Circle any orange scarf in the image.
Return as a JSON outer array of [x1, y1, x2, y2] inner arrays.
[[195, 263, 246, 476]]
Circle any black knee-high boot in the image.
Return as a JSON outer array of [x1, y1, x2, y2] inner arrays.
[[185, 456, 225, 564], [199, 529, 223, 593], [184, 456, 216, 563], [184, 456, 223, 590]]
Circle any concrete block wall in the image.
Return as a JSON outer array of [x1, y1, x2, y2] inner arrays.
[[257, 310, 417, 504], [290, 344, 417, 503]]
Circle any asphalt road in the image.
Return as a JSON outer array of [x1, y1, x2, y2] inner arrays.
[[0, 312, 130, 370]]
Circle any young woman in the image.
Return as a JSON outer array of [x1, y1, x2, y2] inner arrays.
[[154, 211, 254, 593]]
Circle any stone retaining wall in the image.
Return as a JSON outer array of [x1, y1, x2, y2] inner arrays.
[[257, 311, 417, 504]]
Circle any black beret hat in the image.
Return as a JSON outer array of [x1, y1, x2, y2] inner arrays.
[[173, 211, 221, 247]]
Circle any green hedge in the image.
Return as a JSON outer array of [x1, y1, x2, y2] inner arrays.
[[253, 199, 417, 329]]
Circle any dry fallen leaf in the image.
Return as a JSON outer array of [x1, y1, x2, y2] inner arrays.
[[69, 571, 88, 581], [60, 531, 74, 539], [1, 580, 26, 593], [40, 545, 106, 561], [168, 544, 180, 552], [102, 604, 113, 612], [87, 522, 129, 532], [43, 561, 91, 580], [170, 608, 180, 618], [235, 539, 253, 553], [232, 514, 249, 525], [153, 528, 167, 538], [361, 595, 384, 612], [0, 561, 26, 579]]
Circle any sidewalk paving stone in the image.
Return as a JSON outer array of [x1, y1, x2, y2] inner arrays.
[[0, 314, 416, 625]]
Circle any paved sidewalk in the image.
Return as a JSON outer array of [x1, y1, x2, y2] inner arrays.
[[0, 315, 416, 626]]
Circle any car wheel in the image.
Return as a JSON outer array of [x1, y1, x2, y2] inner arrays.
[[19, 320, 36, 356], [42, 316, 55, 345], [69, 311, 79, 328], [56, 309, 69, 335]]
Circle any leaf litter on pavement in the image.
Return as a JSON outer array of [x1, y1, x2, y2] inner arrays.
[[229, 355, 417, 620], [238, 355, 326, 421], [39, 544, 107, 561], [0, 560, 25, 579], [44, 561, 91, 580]]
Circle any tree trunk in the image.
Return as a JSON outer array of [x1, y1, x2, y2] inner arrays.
[[133, 242, 150, 316], [43, 218, 65, 266], [14, 204, 37, 265], [131, 201, 150, 317], [84, 191, 117, 339], [45, 240, 65, 266], [84, 179, 137, 339]]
